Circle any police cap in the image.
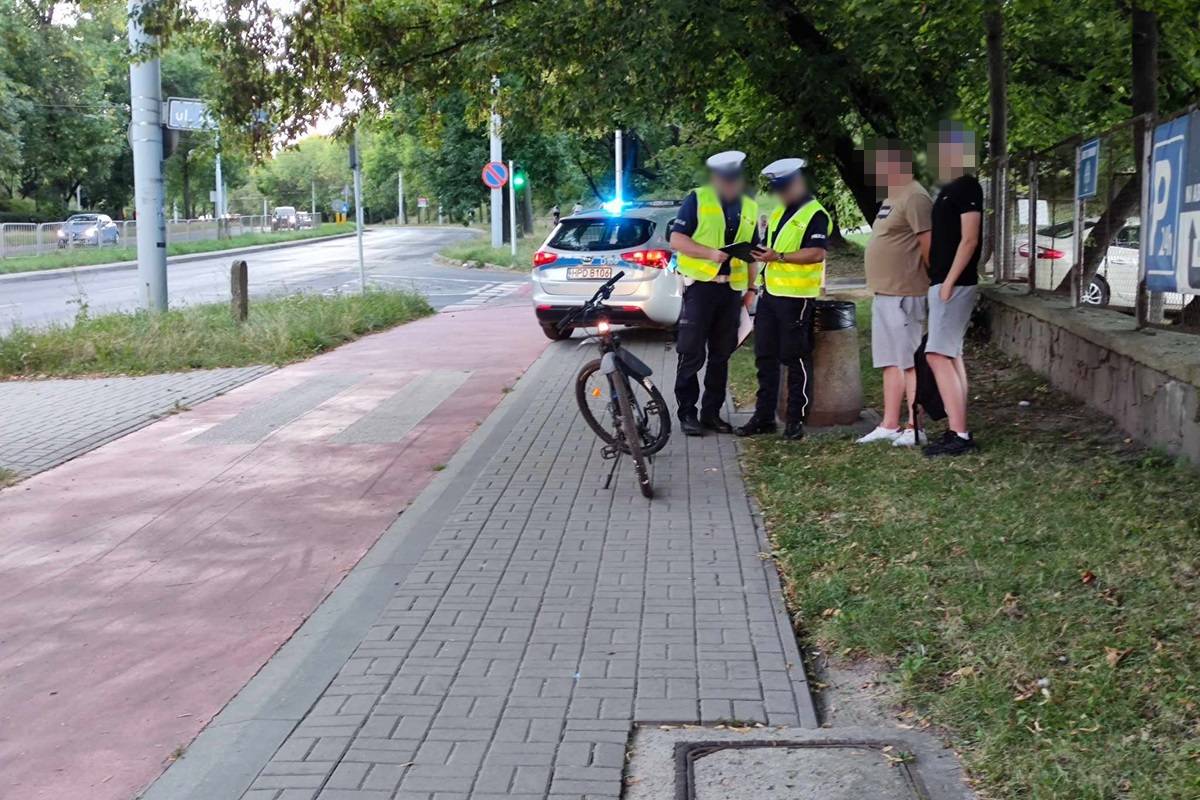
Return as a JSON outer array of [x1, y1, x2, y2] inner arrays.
[[706, 150, 747, 178]]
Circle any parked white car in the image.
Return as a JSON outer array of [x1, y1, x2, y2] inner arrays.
[[530, 202, 683, 340], [1012, 219, 1184, 309]]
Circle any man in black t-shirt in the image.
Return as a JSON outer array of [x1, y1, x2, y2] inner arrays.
[[924, 124, 983, 457]]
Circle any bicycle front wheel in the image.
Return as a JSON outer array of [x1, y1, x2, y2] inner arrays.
[[613, 371, 653, 498], [575, 358, 671, 455]]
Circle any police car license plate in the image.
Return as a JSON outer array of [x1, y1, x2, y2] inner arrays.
[[566, 267, 612, 280]]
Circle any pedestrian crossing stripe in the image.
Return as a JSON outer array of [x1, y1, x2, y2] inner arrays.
[[439, 282, 523, 313]]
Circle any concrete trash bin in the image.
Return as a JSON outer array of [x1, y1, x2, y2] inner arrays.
[[777, 300, 864, 426]]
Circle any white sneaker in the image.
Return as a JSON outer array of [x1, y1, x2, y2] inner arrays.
[[891, 428, 928, 447], [856, 426, 901, 444]]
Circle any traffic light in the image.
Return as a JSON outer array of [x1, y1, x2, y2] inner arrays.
[[512, 168, 527, 190]]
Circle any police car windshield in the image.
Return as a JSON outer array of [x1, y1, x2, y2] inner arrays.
[[549, 218, 655, 252]]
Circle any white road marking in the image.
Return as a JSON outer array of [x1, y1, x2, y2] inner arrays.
[[439, 282, 524, 313]]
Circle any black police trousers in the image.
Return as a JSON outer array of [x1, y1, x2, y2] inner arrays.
[[753, 292, 815, 424], [674, 280, 741, 420]]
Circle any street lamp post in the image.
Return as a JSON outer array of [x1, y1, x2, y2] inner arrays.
[[352, 127, 366, 294], [127, 0, 168, 312]]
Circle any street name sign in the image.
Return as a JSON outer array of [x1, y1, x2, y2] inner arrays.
[[164, 97, 216, 131]]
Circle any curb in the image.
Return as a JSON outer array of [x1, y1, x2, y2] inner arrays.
[[0, 230, 360, 284], [431, 252, 520, 272], [138, 340, 554, 800]]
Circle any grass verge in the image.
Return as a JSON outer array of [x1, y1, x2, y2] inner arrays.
[[0, 467, 18, 487], [438, 223, 550, 270], [0, 289, 432, 377], [0, 223, 355, 275], [734, 300, 1200, 798], [825, 239, 866, 282]]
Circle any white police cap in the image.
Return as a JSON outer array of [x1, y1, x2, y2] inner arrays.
[[761, 158, 807, 185], [706, 150, 747, 177]]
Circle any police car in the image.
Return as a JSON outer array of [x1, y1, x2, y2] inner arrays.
[[530, 201, 683, 340]]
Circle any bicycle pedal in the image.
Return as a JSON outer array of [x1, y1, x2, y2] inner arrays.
[[601, 445, 620, 460]]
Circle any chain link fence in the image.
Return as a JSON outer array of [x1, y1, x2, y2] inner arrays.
[[0, 212, 325, 261], [985, 109, 1198, 331]]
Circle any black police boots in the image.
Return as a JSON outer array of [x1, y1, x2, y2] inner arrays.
[[783, 421, 805, 440], [700, 415, 733, 434], [734, 416, 777, 437], [680, 413, 704, 437]]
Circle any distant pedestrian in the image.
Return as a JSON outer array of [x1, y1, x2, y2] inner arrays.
[[571, 202, 583, 215], [923, 122, 983, 457], [551, 204, 561, 226], [857, 140, 933, 448]]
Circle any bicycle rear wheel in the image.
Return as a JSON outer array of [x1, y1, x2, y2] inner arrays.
[[613, 371, 653, 498]]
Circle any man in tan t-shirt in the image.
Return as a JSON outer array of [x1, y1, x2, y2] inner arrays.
[[857, 143, 932, 447]]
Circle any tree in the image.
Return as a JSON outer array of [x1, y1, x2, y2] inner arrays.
[[254, 135, 350, 217], [983, 0, 1007, 263], [0, 1, 128, 213]]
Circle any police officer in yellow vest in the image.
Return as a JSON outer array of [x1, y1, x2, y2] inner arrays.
[[668, 151, 760, 436], [736, 158, 831, 441]]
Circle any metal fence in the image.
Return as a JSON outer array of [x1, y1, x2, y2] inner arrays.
[[0, 212, 325, 260], [985, 107, 1198, 331]]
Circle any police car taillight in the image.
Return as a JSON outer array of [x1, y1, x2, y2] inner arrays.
[[533, 250, 558, 267], [621, 249, 670, 269]]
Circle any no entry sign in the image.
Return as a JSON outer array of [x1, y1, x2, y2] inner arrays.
[[481, 161, 509, 189]]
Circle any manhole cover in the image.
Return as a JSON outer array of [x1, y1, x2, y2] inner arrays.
[[678, 740, 927, 800]]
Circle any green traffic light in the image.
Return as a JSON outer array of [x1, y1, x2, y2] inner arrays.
[[512, 171, 526, 189]]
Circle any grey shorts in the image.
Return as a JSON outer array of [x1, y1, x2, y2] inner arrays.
[[871, 295, 927, 369], [927, 284, 977, 357]]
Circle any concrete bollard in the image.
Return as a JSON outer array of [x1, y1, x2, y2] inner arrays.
[[230, 259, 248, 322], [777, 300, 863, 426]]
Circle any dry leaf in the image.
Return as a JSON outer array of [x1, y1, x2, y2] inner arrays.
[[950, 665, 977, 682], [1105, 647, 1133, 668]]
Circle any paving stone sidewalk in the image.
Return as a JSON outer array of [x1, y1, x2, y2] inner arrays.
[[240, 332, 814, 800], [0, 367, 271, 476]]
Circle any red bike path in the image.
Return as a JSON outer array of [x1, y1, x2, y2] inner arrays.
[[0, 290, 547, 800]]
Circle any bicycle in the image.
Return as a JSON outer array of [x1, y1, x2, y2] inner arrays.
[[556, 271, 671, 498]]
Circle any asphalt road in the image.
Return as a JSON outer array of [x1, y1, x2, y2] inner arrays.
[[0, 226, 526, 330]]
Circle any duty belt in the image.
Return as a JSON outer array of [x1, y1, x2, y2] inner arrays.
[[682, 275, 731, 286]]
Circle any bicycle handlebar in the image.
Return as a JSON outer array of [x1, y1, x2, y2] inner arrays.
[[556, 270, 626, 332]]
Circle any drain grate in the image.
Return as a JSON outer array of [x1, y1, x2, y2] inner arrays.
[[674, 739, 931, 800]]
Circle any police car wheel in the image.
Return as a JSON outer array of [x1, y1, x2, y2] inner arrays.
[[541, 323, 572, 341]]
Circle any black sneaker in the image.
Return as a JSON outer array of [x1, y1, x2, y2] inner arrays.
[[734, 416, 777, 437], [680, 414, 704, 437], [923, 430, 978, 457]]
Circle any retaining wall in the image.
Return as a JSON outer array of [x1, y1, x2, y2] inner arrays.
[[981, 285, 1200, 465]]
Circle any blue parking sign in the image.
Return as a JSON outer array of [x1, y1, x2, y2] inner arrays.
[[1180, 110, 1200, 292], [1077, 138, 1100, 199], [1146, 116, 1188, 292]]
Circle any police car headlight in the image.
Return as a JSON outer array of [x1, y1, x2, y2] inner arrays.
[[597, 319, 611, 334]]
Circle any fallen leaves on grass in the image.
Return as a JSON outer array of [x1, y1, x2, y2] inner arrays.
[[1105, 646, 1133, 668]]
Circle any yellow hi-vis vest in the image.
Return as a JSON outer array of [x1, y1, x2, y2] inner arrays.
[[675, 186, 758, 290], [761, 197, 830, 298]]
